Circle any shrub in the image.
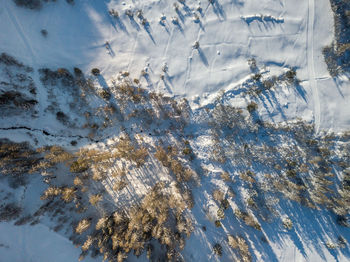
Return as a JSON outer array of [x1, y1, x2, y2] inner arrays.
[[217, 208, 225, 220], [213, 189, 224, 202], [56, 111, 67, 122], [74, 67, 83, 76], [109, 9, 119, 18], [286, 169, 297, 178], [0, 91, 38, 109], [248, 58, 257, 71], [91, 68, 100, 76], [154, 146, 169, 167], [262, 80, 274, 90], [73, 176, 83, 186], [182, 147, 192, 155], [285, 69, 296, 82], [228, 235, 251, 262], [98, 89, 111, 100], [82, 236, 93, 251], [41, 29, 48, 37], [247, 102, 258, 113], [215, 220, 222, 227], [234, 209, 261, 230], [221, 199, 230, 210], [70, 160, 89, 173], [336, 215, 349, 227], [240, 171, 256, 184], [213, 243, 223, 256], [89, 194, 102, 206], [282, 217, 293, 230], [61, 187, 76, 202], [338, 236, 347, 248], [326, 241, 337, 249], [125, 9, 133, 17], [221, 171, 231, 182], [252, 73, 262, 82], [41, 186, 62, 200], [75, 218, 91, 234], [130, 147, 148, 167]]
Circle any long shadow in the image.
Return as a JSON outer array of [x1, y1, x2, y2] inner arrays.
[[143, 73, 154, 89], [163, 75, 173, 94], [97, 75, 109, 89], [159, 20, 170, 34], [294, 82, 307, 102], [172, 19, 184, 34], [263, 15, 284, 24], [255, 91, 287, 121], [181, 3, 193, 17], [175, 9, 185, 23], [266, 90, 287, 121], [143, 23, 156, 45], [211, 0, 226, 20], [105, 43, 115, 57], [197, 47, 209, 67], [333, 77, 345, 98], [195, 19, 205, 31], [243, 15, 283, 25], [128, 16, 141, 31], [115, 17, 128, 34]]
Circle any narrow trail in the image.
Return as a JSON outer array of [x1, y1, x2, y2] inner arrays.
[[307, 0, 321, 134]]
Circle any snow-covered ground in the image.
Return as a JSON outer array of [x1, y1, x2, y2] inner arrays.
[[1, 0, 349, 132], [0, 0, 350, 261], [0, 222, 98, 262]]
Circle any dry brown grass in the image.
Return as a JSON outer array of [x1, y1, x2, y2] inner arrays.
[[40, 186, 62, 200], [240, 171, 256, 184], [212, 189, 225, 202], [221, 171, 231, 182], [61, 187, 76, 202], [89, 194, 102, 206], [75, 218, 91, 234], [234, 209, 261, 230], [228, 235, 251, 262]]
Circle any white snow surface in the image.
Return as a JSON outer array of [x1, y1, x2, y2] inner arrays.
[[0, 0, 350, 262], [0, 0, 349, 132], [0, 222, 97, 262]]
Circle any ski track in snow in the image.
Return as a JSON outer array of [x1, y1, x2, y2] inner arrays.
[[307, 0, 321, 134], [4, 2, 35, 60]]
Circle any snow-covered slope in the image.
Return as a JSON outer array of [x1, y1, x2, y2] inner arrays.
[[1, 0, 349, 132], [0, 0, 350, 262]]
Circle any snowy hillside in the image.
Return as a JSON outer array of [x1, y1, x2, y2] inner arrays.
[[0, 0, 349, 261]]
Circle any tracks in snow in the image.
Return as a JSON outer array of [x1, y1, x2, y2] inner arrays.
[[307, 0, 321, 133]]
